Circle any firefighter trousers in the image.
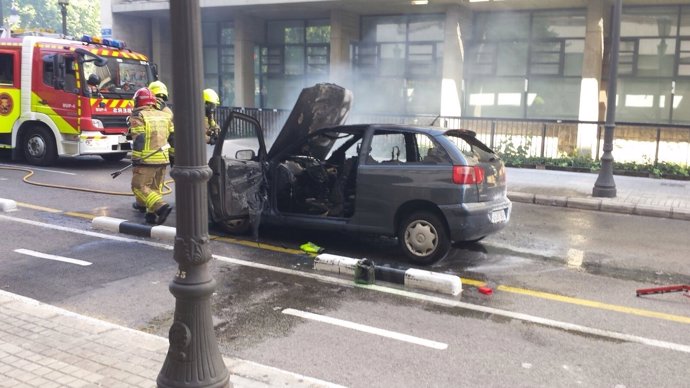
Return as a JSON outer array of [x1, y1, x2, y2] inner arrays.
[[131, 165, 167, 213]]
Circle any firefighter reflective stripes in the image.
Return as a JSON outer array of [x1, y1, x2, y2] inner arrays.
[[129, 108, 172, 165]]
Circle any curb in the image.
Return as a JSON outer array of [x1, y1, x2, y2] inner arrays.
[[0, 198, 17, 212], [314, 253, 462, 296], [508, 191, 687, 221], [92, 216, 176, 241]]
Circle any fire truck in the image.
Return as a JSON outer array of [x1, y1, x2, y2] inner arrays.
[[0, 33, 157, 166]]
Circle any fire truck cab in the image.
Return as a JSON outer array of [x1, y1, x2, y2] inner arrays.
[[0, 33, 156, 166]]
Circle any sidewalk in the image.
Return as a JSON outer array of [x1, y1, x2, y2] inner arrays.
[[0, 290, 344, 388], [506, 167, 690, 221]]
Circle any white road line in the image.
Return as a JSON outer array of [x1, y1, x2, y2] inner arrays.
[[2, 213, 690, 355], [282, 308, 447, 350], [14, 249, 92, 266], [0, 164, 77, 175]]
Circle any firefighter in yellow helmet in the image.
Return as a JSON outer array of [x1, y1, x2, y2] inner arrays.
[[203, 88, 220, 145], [148, 80, 176, 165], [128, 87, 174, 225]]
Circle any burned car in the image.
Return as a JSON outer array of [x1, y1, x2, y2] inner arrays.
[[208, 85, 511, 264]]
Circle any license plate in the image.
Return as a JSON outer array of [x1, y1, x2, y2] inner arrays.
[[490, 209, 507, 223]]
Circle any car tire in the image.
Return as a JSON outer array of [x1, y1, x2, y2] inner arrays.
[[22, 126, 57, 166], [398, 211, 450, 265], [101, 152, 128, 162], [217, 217, 251, 235]]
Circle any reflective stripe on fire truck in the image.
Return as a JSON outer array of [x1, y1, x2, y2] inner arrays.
[[30, 92, 78, 135]]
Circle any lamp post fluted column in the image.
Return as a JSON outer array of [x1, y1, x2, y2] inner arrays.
[[156, 0, 230, 387], [593, 0, 622, 198]]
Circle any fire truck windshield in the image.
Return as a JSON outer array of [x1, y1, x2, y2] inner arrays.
[[82, 56, 153, 98]]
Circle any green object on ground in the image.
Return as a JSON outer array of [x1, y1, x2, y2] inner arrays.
[[300, 242, 324, 254]]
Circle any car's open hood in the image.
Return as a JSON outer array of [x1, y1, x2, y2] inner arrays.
[[267, 83, 353, 160]]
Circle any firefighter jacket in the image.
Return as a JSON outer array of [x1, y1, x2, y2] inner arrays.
[[204, 113, 220, 145], [128, 106, 174, 165], [154, 97, 175, 156]]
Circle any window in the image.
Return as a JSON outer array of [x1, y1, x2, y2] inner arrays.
[[367, 132, 407, 164], [0, 53, 14, 85], [42, 55, 54, 86], [353, 14, 445, 115], [416, 134, 450, 164], [203, 22, 234, 106]]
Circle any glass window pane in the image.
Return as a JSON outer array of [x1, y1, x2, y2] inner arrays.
[[268, 21, 304, 44], [307, 45, 329, 75], [369, 133, 407, 163], [354, 77, 405, 113], [380, 43, 405, 76], [468, 43, 496, 75], [407, 78, 441, 114], [622, 7, 677, 38], [363, 16, 406, 42], [306, 24, 330, 44], [221, 23, 234, 45], [531, 10, 586, 39], [285, 46, 305, 75], [466, 77, 524, 118], [221, 47, 234, 73], [475, 12, 530, 40], [264, 76, 304, 109], [221, 76, 234, 107], [202, 23, 218, 45], [672, 79, 690, 123], [617, 77, 672, 123], [527, 78, 580, 119], [204, 47, 218, 74], [497, 42, 528, 76], [408, 44, 435, 76], [408, 16, 444, 42], [564, 39, 584, 76], [681, 6, 690, 35], [637, 38, 675, 76]]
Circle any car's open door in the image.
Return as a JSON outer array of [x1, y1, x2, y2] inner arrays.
[[207, 111, 267, 226]]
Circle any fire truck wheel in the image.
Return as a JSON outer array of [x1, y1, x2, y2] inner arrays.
[[22, 126, 57, 166], [101, 152, 128, 162]]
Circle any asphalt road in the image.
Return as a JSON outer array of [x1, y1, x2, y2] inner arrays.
[[1, 156, 689, 387]]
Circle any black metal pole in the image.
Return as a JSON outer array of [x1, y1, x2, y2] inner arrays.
[[60, 5, 67, 36], [593, 0, 621, 198], [157, 0, 230, 387]]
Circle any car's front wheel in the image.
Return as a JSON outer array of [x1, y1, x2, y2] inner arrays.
[[398, 211, 449, 265], [217, 217, 250, 235]]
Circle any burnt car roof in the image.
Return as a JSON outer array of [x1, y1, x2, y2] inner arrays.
[[317, 124, 477, 138]]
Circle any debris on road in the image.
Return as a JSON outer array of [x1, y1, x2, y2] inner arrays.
[[636, 285, 689, 298]]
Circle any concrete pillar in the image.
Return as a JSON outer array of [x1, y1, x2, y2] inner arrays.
[[440, 5, 470, 118], [330, 9, 359, 90], [577, 0, 606, 158], [234, 14, 263, 108]]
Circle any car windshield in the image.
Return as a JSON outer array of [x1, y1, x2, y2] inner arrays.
[[82, 57, 152, 98]]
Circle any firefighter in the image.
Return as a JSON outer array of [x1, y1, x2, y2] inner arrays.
[[203, 88, 220, 145], [148, 80, 175, 165], [128, 87, 174, 225]]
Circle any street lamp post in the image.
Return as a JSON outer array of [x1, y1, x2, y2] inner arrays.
[[156, 0, 230, 387], [593, 0, 622, 198], [58, 0, 68, 36]]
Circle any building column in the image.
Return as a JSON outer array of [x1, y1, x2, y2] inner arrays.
[[330, 9, 359, 90], [440, 5, 470, 118], [234, 14, 262, 108], [577, 0, 606, 158]]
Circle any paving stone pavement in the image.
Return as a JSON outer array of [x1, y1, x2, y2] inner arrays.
[[506, 167, 690, 220], [0, 291, 345, 388]]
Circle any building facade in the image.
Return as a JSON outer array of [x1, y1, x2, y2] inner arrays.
[[102, 0, 690, 159]]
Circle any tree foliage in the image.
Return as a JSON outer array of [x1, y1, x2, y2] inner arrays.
[[2, 0, 100, 36]]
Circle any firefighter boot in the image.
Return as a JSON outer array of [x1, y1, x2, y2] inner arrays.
[[154, 203, 172, 225], [132, 202, 146, 213], [145, 212, 157, 224]]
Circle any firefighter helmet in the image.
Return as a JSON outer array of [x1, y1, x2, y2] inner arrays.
[[203, 89, 220, 106], [133, 88, 156, 107], [148, 80, 168, 100]]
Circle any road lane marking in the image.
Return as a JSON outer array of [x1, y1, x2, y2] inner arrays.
[[282, 308, 447, 350], [16, 202, 62, 213], [2, 213, 690, 355], [497, 285, 690, 324], [14, 248, 92, 266]]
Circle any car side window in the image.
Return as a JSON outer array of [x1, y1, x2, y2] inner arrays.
[[0, 53, 14, 85], [415, 133, 451, 164], [367, 132, 407, 164]]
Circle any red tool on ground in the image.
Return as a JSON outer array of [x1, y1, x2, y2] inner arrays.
[[636, 285, 690, 298]]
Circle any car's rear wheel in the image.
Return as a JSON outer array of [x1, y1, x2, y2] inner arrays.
[[398, 211, 449, 265], [217, 217, 250, 235]]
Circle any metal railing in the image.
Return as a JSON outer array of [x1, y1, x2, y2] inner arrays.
[[217, 106, 690, 166]]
